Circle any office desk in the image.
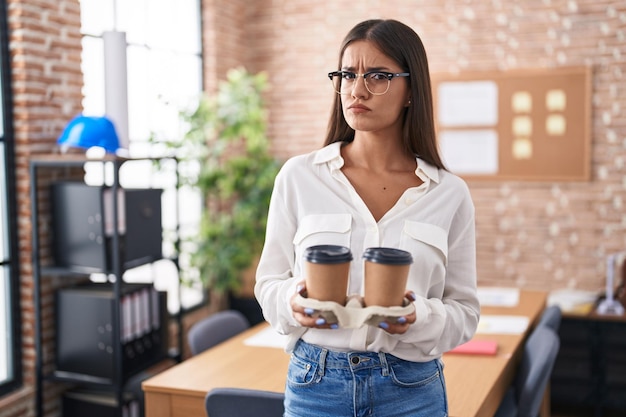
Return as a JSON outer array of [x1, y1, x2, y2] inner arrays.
[[143, 290, 547, 417]]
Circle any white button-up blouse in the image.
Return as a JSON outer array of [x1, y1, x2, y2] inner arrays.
[[255, 142, 480, 362]]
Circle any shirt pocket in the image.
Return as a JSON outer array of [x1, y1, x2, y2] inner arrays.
[[401, 221, 448, 265], [293, 214, 352, 264], [400, 222, 448, 295]]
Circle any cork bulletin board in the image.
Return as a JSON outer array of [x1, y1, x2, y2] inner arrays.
[[432, 66, 591, 181]]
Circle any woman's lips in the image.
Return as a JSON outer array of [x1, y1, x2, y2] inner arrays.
[[348, 104, 371, 113]]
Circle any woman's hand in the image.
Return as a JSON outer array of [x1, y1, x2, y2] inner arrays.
[[290, 281, 338, 329], [376, 291, 417, 334]]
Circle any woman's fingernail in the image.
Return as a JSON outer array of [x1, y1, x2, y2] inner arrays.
[[330, 323, 339, 329], [397, 316, 407, 324], [379, 322, 389, 329], [315, 318, 326, 326], [296, 285, 304, 294], [409, 291, 416, 300], [304, 308, 314, 315]]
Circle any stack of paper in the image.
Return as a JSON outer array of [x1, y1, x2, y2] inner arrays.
[[476, 315, 529, 335], [477, 287, 520, 307]]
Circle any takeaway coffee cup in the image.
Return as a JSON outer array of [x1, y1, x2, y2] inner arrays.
[[304, 245, 353, 305], [363, 247, 413, 307]]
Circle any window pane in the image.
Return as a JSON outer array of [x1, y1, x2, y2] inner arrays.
[[147, 0, 201, 53], [0, 143, 7, 260], [147, 49, 201, 140], [126, 44, 150, 141], [79, 0, 115, 36], [81, 36, 105, 116], [117, 0, 149, 45], [0, 266, 12, 383]]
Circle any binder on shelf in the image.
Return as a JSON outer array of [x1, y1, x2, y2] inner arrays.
[[63, 389, 140, 417], [132, 290, 142, 339], [121, 295, 132, 343], [151, 287, 160, 330], [103, 187, 126, 237], [51, 182, 163, 272], [55, 282, 168, 383]]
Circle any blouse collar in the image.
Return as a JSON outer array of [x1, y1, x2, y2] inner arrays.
[[314, 142, 441, 184]]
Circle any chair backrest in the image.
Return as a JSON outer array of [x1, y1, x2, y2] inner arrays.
[[188, 309, 250, 356], [205, 387, 285, 417], [537, 305, 562, 332], [514, 326, 560, 417]]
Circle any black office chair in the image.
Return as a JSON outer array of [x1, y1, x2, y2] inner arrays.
[[494, 326, 560, 417], [187, 309, 250, 356], [205, 387, 285, 417], [537, 305, 562, 332]]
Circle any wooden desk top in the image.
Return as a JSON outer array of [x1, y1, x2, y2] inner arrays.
[[143, 289, 547, 417]]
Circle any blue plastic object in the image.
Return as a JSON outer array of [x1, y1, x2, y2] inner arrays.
[[57, 115, 120, 154]]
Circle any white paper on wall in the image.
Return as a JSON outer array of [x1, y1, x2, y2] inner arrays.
[[439, 129, 499, 175], [438, 81, 498, 127]]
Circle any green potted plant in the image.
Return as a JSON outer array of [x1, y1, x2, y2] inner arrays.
[[170, 68, 282, 317]]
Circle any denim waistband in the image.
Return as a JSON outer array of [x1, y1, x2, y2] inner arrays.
[[292, 339, 410, 376]]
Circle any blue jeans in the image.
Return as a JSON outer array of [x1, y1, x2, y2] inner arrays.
[[285, 340, 448, 417]]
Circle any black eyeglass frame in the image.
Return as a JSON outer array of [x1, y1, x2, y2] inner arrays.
[[328, 70, 411, 95]]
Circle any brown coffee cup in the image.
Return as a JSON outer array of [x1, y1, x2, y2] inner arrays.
[[363, 247, 413, 307], [304, 245, 353, 305]]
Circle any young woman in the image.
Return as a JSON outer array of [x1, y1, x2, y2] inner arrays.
[[255, 19, 479, 417]]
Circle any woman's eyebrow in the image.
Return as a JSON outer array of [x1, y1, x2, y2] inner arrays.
[[340, 65, 392, 72]]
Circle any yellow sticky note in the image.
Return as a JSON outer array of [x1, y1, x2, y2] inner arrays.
[[513, 116, 532, 136], [546, 115, 566, 135], [513, 138, 533, 159], [512, 91, 532, 113], [546, 89, 566, 111]]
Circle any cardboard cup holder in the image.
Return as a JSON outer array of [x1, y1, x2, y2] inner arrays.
[[294, 294, 415, 328]]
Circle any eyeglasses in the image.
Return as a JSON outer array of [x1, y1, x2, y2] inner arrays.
[[328, 71, 410, 96]]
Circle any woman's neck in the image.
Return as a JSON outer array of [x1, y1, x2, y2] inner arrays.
[[344, 132, 414, 172]]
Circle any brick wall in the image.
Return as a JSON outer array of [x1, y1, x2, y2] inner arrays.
[[201, 0, 249, 93], [3, 0, 626, 415], [3, 0, 83, 416]]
